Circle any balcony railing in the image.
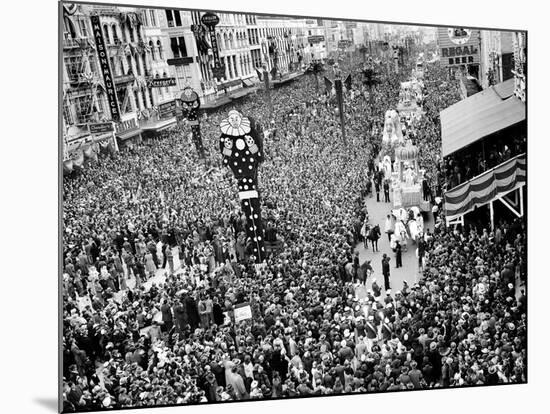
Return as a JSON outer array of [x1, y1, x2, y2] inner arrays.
[[64, 37, 89, 49]]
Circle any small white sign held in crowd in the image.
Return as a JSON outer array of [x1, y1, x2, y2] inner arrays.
[[233, 302, 253, 323]]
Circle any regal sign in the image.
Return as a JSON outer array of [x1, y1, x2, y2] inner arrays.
[[91, 15, 120, 121], [441, 45, 478, 58], [437, 27, 480, 67]]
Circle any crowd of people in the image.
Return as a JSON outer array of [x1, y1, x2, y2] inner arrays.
[[61, 54, 527, 411]]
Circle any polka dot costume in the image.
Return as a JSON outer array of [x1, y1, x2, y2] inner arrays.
[[219, 110, 266, 263]]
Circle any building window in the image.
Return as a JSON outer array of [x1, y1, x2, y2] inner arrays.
[[129, 27, 135, 43], [78, 20, 88, 37], [64, 56, 82, 82], [170, 37, 188, 58], [121, 23, 127, 43], [174, 10, 182, 26], [150, 10, 156, 27], [109, 57, 117, 76], [111, 24, 119, 44], [166, 9, 174, 27], [126, 55, 133, 75], [103, 25, 110, 44], [74, 95, 94, 122], [157, 40, 164, 60], [149, 41, 156, 60]]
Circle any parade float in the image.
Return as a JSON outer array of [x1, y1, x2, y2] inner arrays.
[[397, 80, 424, 116], [391, 139, 430, 211]]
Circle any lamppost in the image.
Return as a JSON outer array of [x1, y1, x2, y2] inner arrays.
[[325, 64, 351, 145], [256, 64, 272, 116]]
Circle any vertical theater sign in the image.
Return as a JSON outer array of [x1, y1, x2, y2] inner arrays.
[[201, 12, 226, 81], [90, 14, 120, 121]]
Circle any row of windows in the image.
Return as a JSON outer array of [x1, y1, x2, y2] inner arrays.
[[247, 28, 260, 45], [102, 22, 142, 45], [165, 9, 184, 27], [245, 15, 257, 25], [64, 83, 173, 125]]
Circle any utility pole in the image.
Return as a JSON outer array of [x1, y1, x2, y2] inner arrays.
[[333, 67, 347, 145]]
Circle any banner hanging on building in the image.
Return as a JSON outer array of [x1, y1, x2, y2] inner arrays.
[[91, 14, 120, 121], [444, 153, 526, 218]]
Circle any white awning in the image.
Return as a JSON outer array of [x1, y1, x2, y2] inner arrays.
[[441, 82, 525, 157]]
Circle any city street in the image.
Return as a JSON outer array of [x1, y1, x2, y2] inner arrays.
[[354, 192, 432, 299]]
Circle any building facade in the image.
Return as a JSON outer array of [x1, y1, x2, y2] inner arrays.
[[479, 30, 515, 89]]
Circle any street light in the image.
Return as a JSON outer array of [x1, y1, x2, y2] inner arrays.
[[325, 64, 351, 145]]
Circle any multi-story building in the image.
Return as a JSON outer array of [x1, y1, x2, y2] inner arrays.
[[62, 3, 181, 153], [304, 20, 327, 62], [479, 30, 515, 89]]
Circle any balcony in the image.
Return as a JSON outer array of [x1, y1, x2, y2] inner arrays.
[[114, 73, 135, 84], [63, 37, 92, 49]]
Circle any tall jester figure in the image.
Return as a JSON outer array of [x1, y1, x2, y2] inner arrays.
[[180, 87, 205, 158], [219, 110, 266, 264]]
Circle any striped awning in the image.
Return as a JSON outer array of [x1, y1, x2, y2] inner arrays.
[[441, 82, 526, 157], [444, 153, 526, 218]]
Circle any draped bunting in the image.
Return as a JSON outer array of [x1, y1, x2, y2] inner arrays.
[[444, 153, 526, 218]]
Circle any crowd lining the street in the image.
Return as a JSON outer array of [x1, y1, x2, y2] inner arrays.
[[62, 56, 527, 411]]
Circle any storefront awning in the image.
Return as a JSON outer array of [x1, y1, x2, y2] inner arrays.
[[242, 78, 256, 87], [230, 87, 258, 100], [116, 127, 142, 141], [493, 78, 515, 99], [441, 83, 525, 157], [140, 117, 177, 132], [202, 96, 232, 109]]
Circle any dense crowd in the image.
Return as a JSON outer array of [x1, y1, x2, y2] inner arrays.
[[444, 134, 527, 188], [61, 57, 526, 411]]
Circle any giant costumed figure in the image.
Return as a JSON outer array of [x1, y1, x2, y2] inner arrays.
[[219, 110, 266, 264], [180, 87, 205, 158]]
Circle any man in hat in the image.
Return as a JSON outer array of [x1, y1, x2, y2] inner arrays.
[[382, 254, 391, 291], [365, 315, 378, 352]]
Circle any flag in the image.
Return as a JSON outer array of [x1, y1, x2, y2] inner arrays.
[[344, 74, 352, 91], [72, 150, 84, 169], [324, 76, 333, 93], [63, 160, 74, 175]]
